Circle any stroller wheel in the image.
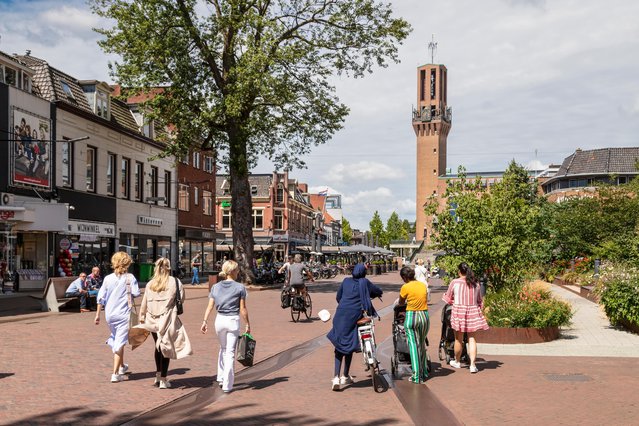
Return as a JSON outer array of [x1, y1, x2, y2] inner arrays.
[[391, 355, 396, 376], [445, 353, 451, 364], [438, 345, 446, 361]]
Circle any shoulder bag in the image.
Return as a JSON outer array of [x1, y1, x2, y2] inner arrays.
[[126, 274, 139, 329], [174, 277, 184, 315]]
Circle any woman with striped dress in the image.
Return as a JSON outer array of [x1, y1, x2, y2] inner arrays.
[[442, 263, 489, 373], [398, 266, 429, 384]]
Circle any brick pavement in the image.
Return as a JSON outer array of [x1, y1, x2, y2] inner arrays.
[[3, 273, 639, 425]]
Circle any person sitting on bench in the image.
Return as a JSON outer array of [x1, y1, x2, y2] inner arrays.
[[65, 273, 92, 312]]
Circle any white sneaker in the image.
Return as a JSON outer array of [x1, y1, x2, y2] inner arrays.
[[470, 365, 479, 373], [153, 373, 161, 386], [331, 376, 340, 391], [159, 378, 172, 389], [118, 364, 129, 375], [449, 360, 462, 369], [111, 374, 123, 383], [340, 375, 354, 385]]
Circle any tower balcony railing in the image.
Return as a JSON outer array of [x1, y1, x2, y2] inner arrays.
[[412, 106, 452, 123]]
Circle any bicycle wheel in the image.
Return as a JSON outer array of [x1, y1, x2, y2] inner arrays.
[[372, 366, 385, 393], [290, 299, 300, 322], [303, 293, 312, 319]]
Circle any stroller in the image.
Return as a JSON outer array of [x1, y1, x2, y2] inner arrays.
[[438, 304, 469, 364], [390, 303, 432, 377]]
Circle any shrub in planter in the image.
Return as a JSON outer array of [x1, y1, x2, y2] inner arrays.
[[594, 264, 639, 328], [483, 281, 573, 328]]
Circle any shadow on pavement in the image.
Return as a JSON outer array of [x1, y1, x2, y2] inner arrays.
[[234, 375, 290, 390], [0, 372, 15, 379], [5, 406, 137, 426]]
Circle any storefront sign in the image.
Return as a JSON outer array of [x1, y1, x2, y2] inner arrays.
[[221, 201, 231, 207], [67, 220, 115, 237], [272, 232, 289, 242], [59, 238, 71, 250], [137, 215, 163, 226], [0, 210, 15, 221], [11, 107, 52, 189]]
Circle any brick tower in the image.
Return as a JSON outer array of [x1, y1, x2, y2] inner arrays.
[[413, 61, 452, 241]]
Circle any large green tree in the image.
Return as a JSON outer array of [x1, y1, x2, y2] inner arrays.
[[92, 0, 410, 280], [430, 161, 550, 289], [341, 217, 353, 245], [386, 211, 407, 242], [369, 210, 387, 247]]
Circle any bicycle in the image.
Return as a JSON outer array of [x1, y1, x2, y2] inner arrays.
[[357, 312, 384, 393], [281, 285, 312, 322]]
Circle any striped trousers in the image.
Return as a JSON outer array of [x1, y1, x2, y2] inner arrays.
[[404, 310, 430, 383]]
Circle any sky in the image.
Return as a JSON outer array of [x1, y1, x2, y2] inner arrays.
[[2, 0, 639, 230]]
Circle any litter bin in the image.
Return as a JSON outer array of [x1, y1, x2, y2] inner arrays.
[[139, 263, 154, 282], [208, 271, 220, 292]]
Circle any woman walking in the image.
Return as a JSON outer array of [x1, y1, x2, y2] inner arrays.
[[138, 257, 192, 389], [201, 260, 251, 393], [327, 263, 383, 391], [442, 262, 489, 373], [398, 266, 430, 384], [94, 252, 140, 383]]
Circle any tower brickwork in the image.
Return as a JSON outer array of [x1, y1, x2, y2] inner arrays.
[[413, 63, 452, 241]]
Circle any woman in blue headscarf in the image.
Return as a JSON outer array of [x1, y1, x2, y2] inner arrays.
[[327, 263, 383, 391]]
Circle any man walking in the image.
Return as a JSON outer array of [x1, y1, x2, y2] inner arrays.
[[191, 252, 202, 285]]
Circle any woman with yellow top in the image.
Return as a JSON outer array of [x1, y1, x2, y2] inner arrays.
[[398, 266, 429, 383]]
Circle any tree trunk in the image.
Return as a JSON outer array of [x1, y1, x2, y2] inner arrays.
[[228, 124, 255, 284]]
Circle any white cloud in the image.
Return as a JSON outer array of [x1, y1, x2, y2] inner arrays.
[[326, 161, 405, 184]]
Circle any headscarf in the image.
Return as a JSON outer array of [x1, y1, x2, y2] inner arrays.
[[352, 263, 377, 318]]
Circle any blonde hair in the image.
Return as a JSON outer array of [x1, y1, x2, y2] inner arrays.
[[221, 260, 239, 278], [417, 259, 424, 266], [149, 257, 171, 292], [111, 251, 132, 275]]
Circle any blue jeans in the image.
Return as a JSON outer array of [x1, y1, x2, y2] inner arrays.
[[65, 291, 90, 309], [192, 267, 200, 284]]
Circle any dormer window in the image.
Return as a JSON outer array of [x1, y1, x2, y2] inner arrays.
[[0, 63, 32, 92], [132, 109, 154, 138], [81, 81, 111, 120]]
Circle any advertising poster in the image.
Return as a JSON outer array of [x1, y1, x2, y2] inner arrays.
[[12, 107, 51, 189]]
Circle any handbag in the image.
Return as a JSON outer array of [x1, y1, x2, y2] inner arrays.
[[174, 277, 184, 315], [236, 333, 256, 367], [126, 274, 138, 329]]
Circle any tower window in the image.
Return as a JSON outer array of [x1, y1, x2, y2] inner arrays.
[[420, 70, 426, 101], [433, 169, 437, 175], [433, 148, 437, 153], [430, 69, 436, 100]]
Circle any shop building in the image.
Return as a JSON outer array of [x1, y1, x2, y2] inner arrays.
[[0, 52, 69, 292], [16, 54, 177, 281], [176, 150, 221, 276], [215, 172, 314, 261]]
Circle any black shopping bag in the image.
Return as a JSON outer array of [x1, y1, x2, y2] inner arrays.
[[237, 333, 256, 367]]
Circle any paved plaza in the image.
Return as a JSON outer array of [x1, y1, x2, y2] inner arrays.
[[1, 272, 639, 425]]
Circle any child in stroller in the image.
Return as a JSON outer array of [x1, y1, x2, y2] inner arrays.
[[438, 304, 469, 364], [390, 303, 432, 377]]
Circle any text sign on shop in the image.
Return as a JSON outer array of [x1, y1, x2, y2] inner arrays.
[[137, 215, 163, 226], [68, 220, 115, 237], [0, 210, 15, 221], [59, 238, 71, 250]]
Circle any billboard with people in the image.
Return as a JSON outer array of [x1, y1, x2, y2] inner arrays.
[[11, 107, 51, 189]]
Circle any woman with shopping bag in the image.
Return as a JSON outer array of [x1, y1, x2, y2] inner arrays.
[[201, 260, 251, 393]]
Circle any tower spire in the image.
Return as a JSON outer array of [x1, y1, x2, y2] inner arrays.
[[428, 34, 437, 64]]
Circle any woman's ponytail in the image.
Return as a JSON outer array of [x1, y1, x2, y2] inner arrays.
[[458, 262, 478, 286]]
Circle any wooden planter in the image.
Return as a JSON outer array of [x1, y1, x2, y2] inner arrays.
[[579, 285, 600, 303], [481, 326, 560, 344]]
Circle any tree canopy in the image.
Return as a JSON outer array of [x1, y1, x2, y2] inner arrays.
[[386, 211, 407, 242], [341, 217, 353, 245], [369, 210, 386, 247], [91, 0, 410, 278]]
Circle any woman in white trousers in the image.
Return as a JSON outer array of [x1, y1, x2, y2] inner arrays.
[[201, 260, 251, 393]]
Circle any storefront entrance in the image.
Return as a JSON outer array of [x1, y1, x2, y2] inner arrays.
[[119, 233, 171, 281]]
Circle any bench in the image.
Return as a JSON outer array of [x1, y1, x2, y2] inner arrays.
[[30, 277, 80, 312]]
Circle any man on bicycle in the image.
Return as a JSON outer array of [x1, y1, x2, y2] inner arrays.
[[288, 254, 314, 296]]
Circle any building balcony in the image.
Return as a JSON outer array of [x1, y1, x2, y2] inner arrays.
[[412, 106, 452, 123]]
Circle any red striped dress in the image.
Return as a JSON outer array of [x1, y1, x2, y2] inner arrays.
[[442, 278, 489, 333]]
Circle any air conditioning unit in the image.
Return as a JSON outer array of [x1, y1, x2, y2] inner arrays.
[[0, 193, 15, 206]]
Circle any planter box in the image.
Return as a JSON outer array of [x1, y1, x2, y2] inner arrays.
[[579, 285, 600, 303], [481, 326, 560, 344]]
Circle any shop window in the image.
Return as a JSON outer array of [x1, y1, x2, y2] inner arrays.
[[134, 162, 143, 201], [252, 209, 264, 229], [107, 153, 116, 195], [121, 157, 130, 199], [86, 146, 96, 192], [164, 171, 171, 207], [274, 210, 284, 230], [61, 138, 73, 187], [203, 190, 213, 215], [178, 184, 190, 211], [222, 209, 231, 229]]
